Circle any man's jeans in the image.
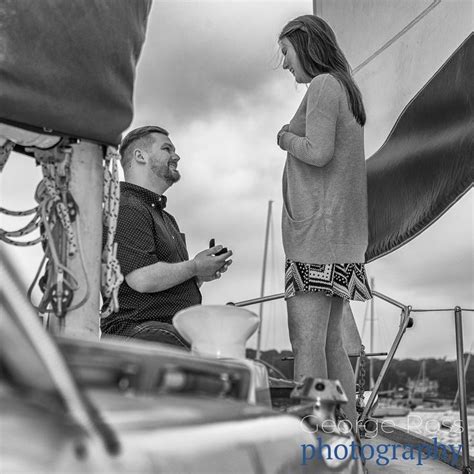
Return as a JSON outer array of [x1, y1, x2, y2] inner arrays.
[[122, 321, 190, 349]]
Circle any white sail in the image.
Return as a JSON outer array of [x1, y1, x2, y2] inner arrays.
[[316, 0, 473, 155]]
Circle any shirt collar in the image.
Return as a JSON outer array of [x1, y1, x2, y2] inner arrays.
[[120, 182, 167, 210]]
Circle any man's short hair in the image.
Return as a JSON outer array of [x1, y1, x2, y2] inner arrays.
[[120, 125, 169, 171]]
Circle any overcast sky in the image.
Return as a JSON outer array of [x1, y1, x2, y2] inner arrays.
[[1, 1, 472, 359]]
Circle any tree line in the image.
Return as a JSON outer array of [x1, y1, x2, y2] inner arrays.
[[247, 349, 473, 400]]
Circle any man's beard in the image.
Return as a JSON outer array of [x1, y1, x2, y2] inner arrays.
[[151, 160, 181, 185]]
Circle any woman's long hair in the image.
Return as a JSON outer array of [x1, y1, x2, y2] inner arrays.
[[279, 15, 366, 126]]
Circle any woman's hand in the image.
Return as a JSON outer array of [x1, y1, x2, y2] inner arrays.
[[277, 124, 290, 149]]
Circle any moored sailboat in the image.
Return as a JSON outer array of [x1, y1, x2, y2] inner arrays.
[[1, 0, 473, 472]]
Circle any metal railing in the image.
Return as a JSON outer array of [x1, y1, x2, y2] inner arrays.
[[230, 291, 473, 473]]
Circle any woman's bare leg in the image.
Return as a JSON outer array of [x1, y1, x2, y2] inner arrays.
[[326, 297, 357, 429], [286, 292, 332, 382]]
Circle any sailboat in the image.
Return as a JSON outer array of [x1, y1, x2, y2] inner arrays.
[[1, 0, 473, 473]]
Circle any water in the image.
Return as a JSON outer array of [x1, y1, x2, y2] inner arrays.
[[385, 410, 474, 456]]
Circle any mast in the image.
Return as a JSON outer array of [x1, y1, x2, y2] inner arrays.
[[256, 200, 273, 360], [369, 277, 375, 388], [422, 359, 426, 395], [0, 1, 149, 340], [410, 360, 425, 401], [313, 0, 322, 15]]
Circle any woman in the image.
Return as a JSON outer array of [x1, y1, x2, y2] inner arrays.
[[277, 15, 372, 428]]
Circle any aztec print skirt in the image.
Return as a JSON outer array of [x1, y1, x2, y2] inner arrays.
[[285, 259, 372, 302]]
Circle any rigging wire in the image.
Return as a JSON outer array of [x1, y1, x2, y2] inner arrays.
[[265, 207, 277, 350], [360, 300, 369, 342], [353, 0, 441, 74]]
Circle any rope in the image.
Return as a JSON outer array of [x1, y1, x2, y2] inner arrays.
[[1, 213, 40, 237], [30, 188, 80, 315], [0, 206, 37, 216], [100, 147, 123, 318], [0, 205, 42, 246], [0, 140, 15, 172], [0, 234, 42, 246], [3, 141, 99, 319], [40, 163, 77, 257], [27, 149, 87, 317], [66, 221, 90, 312]]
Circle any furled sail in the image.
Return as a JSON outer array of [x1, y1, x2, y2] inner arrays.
[[0, 0, 152, 146]]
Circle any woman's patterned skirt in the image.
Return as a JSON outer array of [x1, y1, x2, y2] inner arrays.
[[285, 259, 372, 301]]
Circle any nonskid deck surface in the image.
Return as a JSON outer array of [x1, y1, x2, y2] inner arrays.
[[363, 435, 458, 473]]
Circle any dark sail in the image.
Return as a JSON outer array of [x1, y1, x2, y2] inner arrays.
[[366, 34, 474, 262], [0, 0, 152, 146]]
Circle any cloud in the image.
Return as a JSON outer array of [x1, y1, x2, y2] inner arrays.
[[133, 1, 310, 127]]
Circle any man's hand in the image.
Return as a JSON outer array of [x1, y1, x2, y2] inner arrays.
[[193, 245, 233, 282], [197, 259, 232, 285], [126, 246, 232, 293]]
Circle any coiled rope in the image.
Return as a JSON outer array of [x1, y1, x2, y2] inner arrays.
[[2, 143, 123, 321], [27, 154, 88, 317], [0, 205, 42, 245]]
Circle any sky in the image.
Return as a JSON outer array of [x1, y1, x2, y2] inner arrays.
[[1, 0, 472, 360]]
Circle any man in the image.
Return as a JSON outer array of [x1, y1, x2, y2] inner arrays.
[[101, 125, 232, 347]]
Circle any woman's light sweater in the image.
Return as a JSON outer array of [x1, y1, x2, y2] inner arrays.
[[279, 73, 368, 264]]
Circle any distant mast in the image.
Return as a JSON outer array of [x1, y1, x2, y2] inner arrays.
[[313, 0, 319, 15], [369, 278, 375, 388], [256, 200, 273, 360]]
